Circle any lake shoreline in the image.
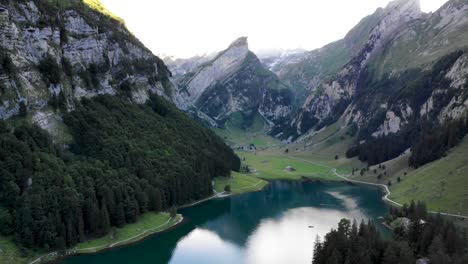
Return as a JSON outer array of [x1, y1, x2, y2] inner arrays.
[[62, 179, 392, 264], [40, 179, 269, 264], [39, 177, 391, 264], [31, 215, 184, 264]]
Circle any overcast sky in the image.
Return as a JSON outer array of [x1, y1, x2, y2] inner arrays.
[[100, 0, 448, 58]]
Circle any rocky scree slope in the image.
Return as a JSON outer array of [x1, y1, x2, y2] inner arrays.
[[172, 37, 294, 129]]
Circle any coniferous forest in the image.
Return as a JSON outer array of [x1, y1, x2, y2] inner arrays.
[[313, 202, 468, 264], [0, 95, 240, 251]]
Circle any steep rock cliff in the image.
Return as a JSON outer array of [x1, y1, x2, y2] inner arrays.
[[172, 37, 294, 128], [288, 0, 423, 138], [0, 0, 173, 128], [274, 0, 468, 143]]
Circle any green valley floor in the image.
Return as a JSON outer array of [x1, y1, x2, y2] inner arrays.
[[225, 115, 468, 218]]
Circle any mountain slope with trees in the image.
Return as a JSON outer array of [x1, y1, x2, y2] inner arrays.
[[0, 94, 239, 251], [0, 0, 240, 255]]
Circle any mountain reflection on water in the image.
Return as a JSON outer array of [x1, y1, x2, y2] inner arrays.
[[64, 181, 388, 264]]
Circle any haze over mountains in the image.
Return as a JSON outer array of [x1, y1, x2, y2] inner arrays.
[[171, 37, 294, 129], [167, 0, 468, 160]]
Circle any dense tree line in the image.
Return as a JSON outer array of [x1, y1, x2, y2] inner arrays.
[[347, 115, 468, 167], [347, 50, 468, 166], [0, 95, 239, 252], [410, 116, 468, 167], [346, 128, 415, 165], [313, 202, 468, 264]]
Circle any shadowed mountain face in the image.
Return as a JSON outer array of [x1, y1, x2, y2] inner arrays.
[[170, 37, 294, 129], [271, 0, 468, 144]]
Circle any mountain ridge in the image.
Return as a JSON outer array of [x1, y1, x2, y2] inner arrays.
[[272, 0, 468, 144], [172, 37, 294, 129]]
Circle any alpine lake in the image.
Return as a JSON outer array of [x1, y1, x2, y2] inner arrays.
[[62, 180, 389, 264]]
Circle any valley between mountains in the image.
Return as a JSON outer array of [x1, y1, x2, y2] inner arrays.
[[0, 0, 468, 263]]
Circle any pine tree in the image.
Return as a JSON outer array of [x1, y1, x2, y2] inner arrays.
[[115, 202, 126, 228], [149, 188, 163, 211], [99, 202, 111, 235], [338, 218, 351, 237], [21, 227, 34, 248], [398, 242, 415, 264], [328, 249, 342, 264], [429, 235, 450, 264], [383, 242, 398, 264], [312, 236, 322, 264], [85, 198, 100, 233]]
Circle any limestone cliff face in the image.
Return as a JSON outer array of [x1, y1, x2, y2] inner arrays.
[[0, 0, 173, 127], [274, 0, 468, 142], [345, 0, 468, 140], [289, 0, 422, 137], [175, 37, 250, 110], [173, 37, 293, 127], [164, 54, 215, 78]]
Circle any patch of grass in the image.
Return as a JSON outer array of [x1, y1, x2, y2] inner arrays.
[[214, 112, 279, 149], [222, 108, 468, 221], [258, 118, 364, 176], [346, 150, 412, 184], [83, 0, 125, 24], [301, 119, 343, 145], [287, 119, 468, 218], [389, 137, 468, 216], [214, 172, 268, 195], [0, 236, 41, 264], [239, 152, 338, 181], [75, 212, 179, 253]]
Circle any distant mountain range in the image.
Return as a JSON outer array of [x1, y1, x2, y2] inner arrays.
[[170, 37, 294, 129], [2, 0, 467, 167], [274, 0, 468, 142], [167, 0, 468, 167]]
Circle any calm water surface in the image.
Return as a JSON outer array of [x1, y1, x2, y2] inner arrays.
[[63, 180, 389, 264]]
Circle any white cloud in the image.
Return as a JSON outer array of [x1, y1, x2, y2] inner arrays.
[[100, 0, 448, 58]]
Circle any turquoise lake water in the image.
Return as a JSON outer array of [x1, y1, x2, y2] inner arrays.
[[63, 180, 389, 264]]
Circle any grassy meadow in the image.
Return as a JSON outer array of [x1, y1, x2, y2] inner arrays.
[[213, 172, 268, 195], [75, 212, 180, 253]]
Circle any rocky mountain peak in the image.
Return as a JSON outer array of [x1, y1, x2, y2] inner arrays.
[[174, 37, 251, 109], [372, 0, 422, 42], [433, 0, 468, 31], [386, 0, 421, 14], [229, 36, 248, 49], [173, 36, 293, 128], [280, 0, 426, 138]]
